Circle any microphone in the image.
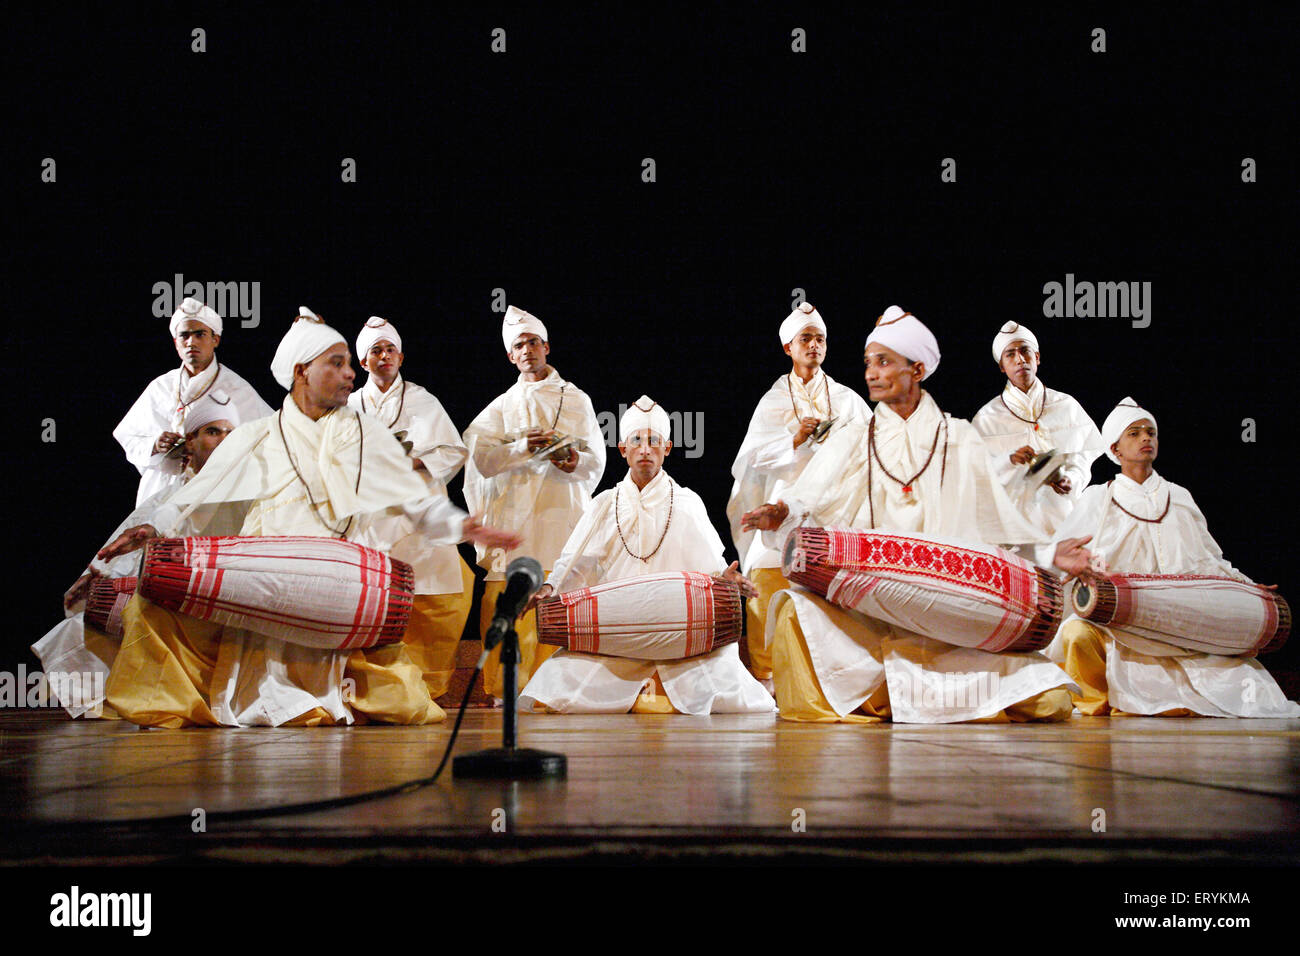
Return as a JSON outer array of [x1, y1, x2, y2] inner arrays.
[[481, 556, 545, 656]]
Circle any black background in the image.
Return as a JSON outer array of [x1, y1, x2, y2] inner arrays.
[[9, 6, 1298, 675]]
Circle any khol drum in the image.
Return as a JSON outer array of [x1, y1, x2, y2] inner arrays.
[[538, 571, 742, 659], [85, 576, 138, 638], [1070, 574, 1290, 656], [139, 536, 415, 650], [782, 527, 1063, 652]]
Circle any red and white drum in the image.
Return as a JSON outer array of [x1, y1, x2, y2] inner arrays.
[[139, 536, 415, 650], [1070, 574, 1290, 656], [85, 576, 138, 638], [537, 571, 743, 660], [783, 527, 1063, 653]]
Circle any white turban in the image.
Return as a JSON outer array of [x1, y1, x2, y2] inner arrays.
[[619, 395, 672, 442], [865, 305, 941, 380], [779, 302, 827, 345], [1101, 397, 1158, 465], [991, 320, 1040, 364], [269, 307, 348, 391], [169, 297, 223, 338], [183, 392, 243, 434], [356, 315, 402, 358], [501, 305, 548, 352]]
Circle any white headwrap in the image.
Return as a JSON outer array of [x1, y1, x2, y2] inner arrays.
[[619, 395, 672, 442], [501, 305, 548, 352], [1101, 397, 1158, 465], [991, 320, 1040, 364], [269, 307, 348, 391], [865, 305, 941, 380], [779, 302, 827, 345], [169, 297, 223, 338], [183, 392, 243, 434], [356, 315, 402, 358]]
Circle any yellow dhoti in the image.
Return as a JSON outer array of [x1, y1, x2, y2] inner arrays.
[[1057, 619, 1193, 717], [771, 599, 1072, 724], [744, 566, 789, 680], [480, 571, 557, 699], [401, 559, 475, 700]]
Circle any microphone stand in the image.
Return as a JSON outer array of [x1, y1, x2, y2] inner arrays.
[[453, 616, 567, 779]]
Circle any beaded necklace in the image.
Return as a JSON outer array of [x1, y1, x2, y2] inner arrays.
[[277, 407, 365, 538], [1107, 480, 1170, 523], [615, 478, 674, 562], [866, 412, 948, 527]]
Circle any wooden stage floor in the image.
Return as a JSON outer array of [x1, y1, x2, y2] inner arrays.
[[2, 708, 1298, 868]]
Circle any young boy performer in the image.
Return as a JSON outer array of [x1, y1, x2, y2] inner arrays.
[[348, 316, 475, 699], [519, 397, 775, 715], [972, 321, 1104, 563], [743, 306, 1088, 724], [113, 297, 271, 505], [1051, 398, 1299, 717], [462, 305, 606, 699]]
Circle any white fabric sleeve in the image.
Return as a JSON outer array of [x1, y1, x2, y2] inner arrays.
[[401, 495, 468, 545]]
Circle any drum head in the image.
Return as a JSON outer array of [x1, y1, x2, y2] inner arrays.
[[1070, 579, 1098, 616]]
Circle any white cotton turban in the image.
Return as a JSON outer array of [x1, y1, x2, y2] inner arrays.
[[184, 392, 242, 434], [169, 297, 223, 337], [502, 305, 548, 352], [992, 320, 1040, 364], [619, 395, 672, 442], [269, 307, 348, 390], [356, 316, 402, 357], [865, 305, 941, 380], [779, 302, 827, 345], [1101, 397, 1158, 465]]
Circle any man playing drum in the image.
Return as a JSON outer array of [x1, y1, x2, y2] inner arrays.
[[726, 301, 871, 687], [347, 316, 475, 701], [742, 306, 1090, 724], [518, 396, 775, 715], [462, 305, 606, 701], [972, 321, 1105, 565], [99, 308, 520, 728], [113, 297, 272, 506], [1050, 398, 1299, 717]]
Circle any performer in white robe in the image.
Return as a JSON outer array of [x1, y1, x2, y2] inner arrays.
[[33, 394, 245, 719], [113, 297, 272, 505], [726, 302, 872, 684], [463, 306, 606, 698], [347, 316, 474, 699], [519, 397, 775, 715], [1050, 398, 1300, 718], [743, 306, 1083, 724], [972, 321, 1105, 565], [101, 308, 520, 728]]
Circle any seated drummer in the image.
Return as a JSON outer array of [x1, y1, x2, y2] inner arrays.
[[1050, 398, 1299, 717], [741, 306, 1091, 724], [33, 394, 244, 719], [518, 396, 776, 714]]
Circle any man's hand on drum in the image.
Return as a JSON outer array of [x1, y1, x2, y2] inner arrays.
[[522, 583, 555, 617], [714, 560, 757, 598], [97, 524, 160, 562], [740, 501, 789, 532], [1053, 535, 1099, 584], [1009, 445, 1036, 466], [63, 568, 103, 612], [461, 513, 523, 551]]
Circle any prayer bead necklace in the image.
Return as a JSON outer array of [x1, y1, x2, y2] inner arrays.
[[1107, 480, 1171, 523], [362, 379, 407, 428], [786, 373, 832, 441], [174, 360, 223, 421], [277, 407, 365, 538], [866, 413, 948, 527], [999, 389, 1045, 431], [615, 480, 674, 562]]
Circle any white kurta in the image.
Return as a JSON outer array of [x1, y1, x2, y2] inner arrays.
[[972, 379, 1104, 563], [726, 370, 872, 573], [462, 367, 606, 580], [348, 374, 468, 594], [764, 391, 1076, 723], [1047, 471, 1300, 717], [144, 394, 469, 727], [519, 470, 776, 715], [113, 361, 272, 505]]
